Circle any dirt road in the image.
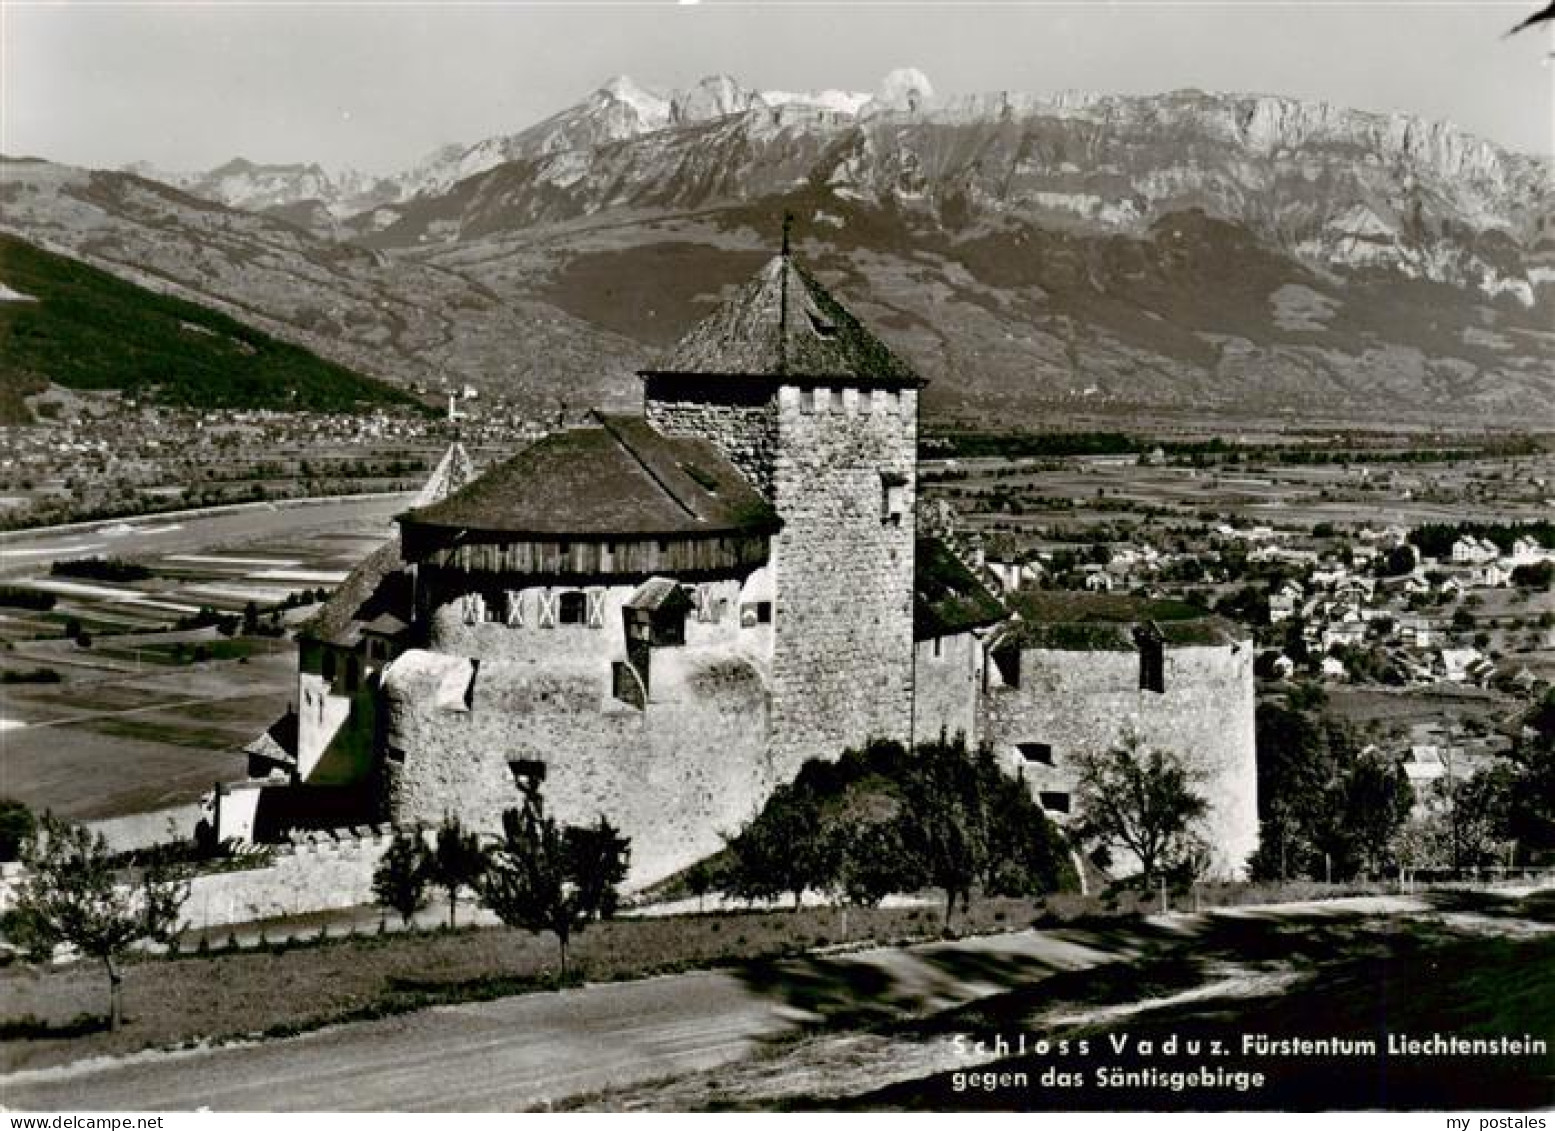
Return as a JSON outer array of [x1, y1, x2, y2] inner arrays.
[[2, 928, 1119, 1111]]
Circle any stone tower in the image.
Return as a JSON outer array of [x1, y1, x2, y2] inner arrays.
[[641, 246, 924, 778]]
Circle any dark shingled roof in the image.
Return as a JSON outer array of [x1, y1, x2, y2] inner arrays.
[[399, 414, 779, 539], [626, 576, 695, 613], [642, 254, 923, 386], [914, 538, 1008, 640], [996, 591, 1244, 651]]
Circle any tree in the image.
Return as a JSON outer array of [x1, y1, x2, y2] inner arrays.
[[1249, 702, 1334, 881], [685, 860, 715, 914], [1071, 733, 1209, 887], [979, 756, 1073, 898], [896, 736, 992, 926], [0, 798, 36, 862], [372, 828, 432, 926], [724, 783, 836, 911], [1325, 748, 1412, 878], [426, 815, 486, 930], [9, 817, 189, 1031], [829, 818, 919, 911], [481, 793, 630, 978], [1507, 691, 1555, 857], [1416, 767, 1516, 872]]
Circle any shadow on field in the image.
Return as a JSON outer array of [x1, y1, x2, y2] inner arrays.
[[1418, 887, 1555, 925], [729, 892, 1555, 1110]]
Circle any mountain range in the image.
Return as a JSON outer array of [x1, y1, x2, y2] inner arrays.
[[3, 68, 1551, 429]]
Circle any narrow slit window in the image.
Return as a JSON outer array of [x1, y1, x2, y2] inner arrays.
[[1137, 626, 1166, 694]]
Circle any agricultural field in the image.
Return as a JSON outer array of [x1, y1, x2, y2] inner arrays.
[[0, 497, 402, 819], [923, 444, 1555, 548]]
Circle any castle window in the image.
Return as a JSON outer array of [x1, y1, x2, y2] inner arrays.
[[932, 636, 944, 659], [991, 644, 1021, 688], [658, 539, 671, 554], [558, 590, 587, 625], [740, 601, 773, 627], [881, 472, 908, 524], [807, 311, 838, 339], [1017, 742, 1054, 765], [322, 650, 337, 682], [1039, 791, 1071, 815]]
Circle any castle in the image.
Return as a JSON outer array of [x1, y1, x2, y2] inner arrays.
[[216, 247, 1257, 886]]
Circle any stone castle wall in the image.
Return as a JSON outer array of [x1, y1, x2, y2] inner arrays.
[[0, 830, 390, 934], [912, 631, 983, 748], [381, 639, 774, 886], [296, 669, 352, 781], [766, 384, 919, 778], [980, 639, 1258, 877], [178, 827, 389, 930], [644, 382, 778, 499]]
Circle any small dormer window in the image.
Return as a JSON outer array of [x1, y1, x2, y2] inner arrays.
[[807, 312, 838, 339]]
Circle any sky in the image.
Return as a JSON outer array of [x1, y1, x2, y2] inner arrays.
[[2, 1, 1550, 175]]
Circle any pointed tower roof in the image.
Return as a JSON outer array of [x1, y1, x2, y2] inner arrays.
[[641, 252, 923, 387], [413, 442, 476, 509]]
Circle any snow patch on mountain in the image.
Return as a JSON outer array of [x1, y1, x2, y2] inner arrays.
[[759, 88, 873, 115], [601, 75, 673, 130]]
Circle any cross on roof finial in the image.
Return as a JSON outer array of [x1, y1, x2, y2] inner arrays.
[[781, 211, 793, 259]]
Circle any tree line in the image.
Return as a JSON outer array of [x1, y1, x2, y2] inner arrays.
[[1252, 686, 1555, 880]]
